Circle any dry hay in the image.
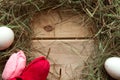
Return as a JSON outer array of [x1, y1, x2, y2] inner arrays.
[[0, 0, 120, 80]]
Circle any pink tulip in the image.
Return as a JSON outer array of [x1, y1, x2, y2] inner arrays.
[[2, 50, 26, 80]]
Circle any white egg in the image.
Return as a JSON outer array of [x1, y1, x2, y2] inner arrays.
[[0, 26, 14, 50], [104, 57, 120, 80]]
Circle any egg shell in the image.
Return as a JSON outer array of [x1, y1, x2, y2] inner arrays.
[[0, 26, 14, 50], [104, 57, 120, 80]]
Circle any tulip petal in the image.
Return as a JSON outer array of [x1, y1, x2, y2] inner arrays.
[[2, 50, 26, 80]]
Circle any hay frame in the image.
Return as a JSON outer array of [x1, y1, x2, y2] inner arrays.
[[0, 0, 120, 80]]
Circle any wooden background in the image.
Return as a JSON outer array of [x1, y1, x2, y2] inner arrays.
[[31, 9, 95, 80]]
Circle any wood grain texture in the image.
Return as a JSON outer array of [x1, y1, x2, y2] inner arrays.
[[31, 10, 95, 38], [31, 9, 95, 80], [31, 40, 94, 80]]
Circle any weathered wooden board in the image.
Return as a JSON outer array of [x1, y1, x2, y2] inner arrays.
[[31, 9, 95, 80], [31, 40, 94, 80], [31, 10, 95, 38]]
